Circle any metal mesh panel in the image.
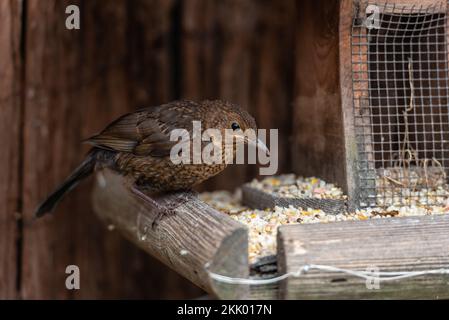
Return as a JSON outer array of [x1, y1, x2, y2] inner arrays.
[[352, 1, 449, 207]]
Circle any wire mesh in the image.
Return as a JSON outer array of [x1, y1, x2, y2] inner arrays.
[[351, 1, 449, 208]]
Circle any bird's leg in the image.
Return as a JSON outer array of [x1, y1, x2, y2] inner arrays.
[[130, 184, 177, 229], [149, 189, 197, 225], [165, 188, 198, 206]]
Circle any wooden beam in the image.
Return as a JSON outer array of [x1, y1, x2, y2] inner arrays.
[[277, 214, 449, 299], [0, 0, 22, 299], [248, 0, 295, 178], [355, 0, 447, 16], [92, 169, 249, 299], [22, 0, 133, 299], [340, 0, 360, 210], [21, 0, 201, 299]]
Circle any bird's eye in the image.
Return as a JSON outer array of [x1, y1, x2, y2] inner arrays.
[[231, 122, 240, 131]]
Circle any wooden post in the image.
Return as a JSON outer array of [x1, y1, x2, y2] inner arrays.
[[339, 0, 361, 211], [0, 0, 22, 299], [92, 169, 249, 299], [277, 214, 449, 299]]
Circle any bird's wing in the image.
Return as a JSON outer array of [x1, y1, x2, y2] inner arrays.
[[85, 101, 198, 157]]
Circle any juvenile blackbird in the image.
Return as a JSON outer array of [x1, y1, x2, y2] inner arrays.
[[35, 100, 268, 218]]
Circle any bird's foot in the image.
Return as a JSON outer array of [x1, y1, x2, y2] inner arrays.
[[151, 205, 177, 230], [130, 185, 197, 229], [148, 189, 195, 228], [131, 185, 178, 230]]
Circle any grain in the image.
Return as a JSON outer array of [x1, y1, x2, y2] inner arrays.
[[201, 175, 449, 263]]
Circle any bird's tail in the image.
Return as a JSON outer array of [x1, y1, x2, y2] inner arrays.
[[35, 149, 98, 217]]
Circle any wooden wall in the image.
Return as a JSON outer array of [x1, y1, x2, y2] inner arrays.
[[292, 0, 345, 190], [0, 0, 326, 299]]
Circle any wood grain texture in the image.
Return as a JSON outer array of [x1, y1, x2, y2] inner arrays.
[[339, 0, 359, 210], [181, 0, 296, 190], [21, 0, 109, 299], [20, 0, 202, 299], [92, 169, 249, 299], [0, 0, 22, 299], [292, 0, 347, 194], [245, 0, 295, 179], [357, 0, 447, 15], [278, 214, 449, 299], [181, 0, 258, 191], [127, 0, 175, 106]]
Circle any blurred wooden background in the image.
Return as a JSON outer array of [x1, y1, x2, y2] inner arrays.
[[0, 0, 339, 298]]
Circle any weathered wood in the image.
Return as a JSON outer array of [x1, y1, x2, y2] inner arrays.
[[84, 0, 203, 299], [92, 169, 249, 299], [340, 0, 360, 211], [127, 0, 175, 105], [242, 184, 347, 215], [278, 214, 449, 299], [292, 1, 347, 195], [22, 0, 144, 299], [356, 0, 447, 16], [0, 0, 22, 299]]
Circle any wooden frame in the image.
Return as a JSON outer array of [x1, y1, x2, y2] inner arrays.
[[340, 0, 449, 209], [340, 0, 363, 211]]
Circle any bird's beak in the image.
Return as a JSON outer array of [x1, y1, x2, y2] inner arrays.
[[245, 136, 270, 156]]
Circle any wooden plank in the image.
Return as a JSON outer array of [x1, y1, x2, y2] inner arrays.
[[181, 0, 297, 189], [181, 0, 259, 191], [92, 169, 249, 299], [292, 1, 347, 195], [21, 0, 99, 299], [79, 0, 201, 300], [241, 184, 347, 215], [278, 214, 449, 299], [348, 0, 377, 208], [340, 0, 360, 210], [127, 0, 175, 105], [356, 0, 447, 16], [0, 0, 22, 299], [21, 0, 201, 299], [246, 0, 295, 178]]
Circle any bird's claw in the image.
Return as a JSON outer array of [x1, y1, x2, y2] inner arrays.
[[131, 184, 179, 230], [151, 205, 177, 230], [151, 191, 194, 229]]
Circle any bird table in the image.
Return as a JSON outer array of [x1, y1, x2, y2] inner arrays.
[[92, 169, 449, 299]]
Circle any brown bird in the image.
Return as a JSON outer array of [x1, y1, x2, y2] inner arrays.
[[35, 100, 268, 219]]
